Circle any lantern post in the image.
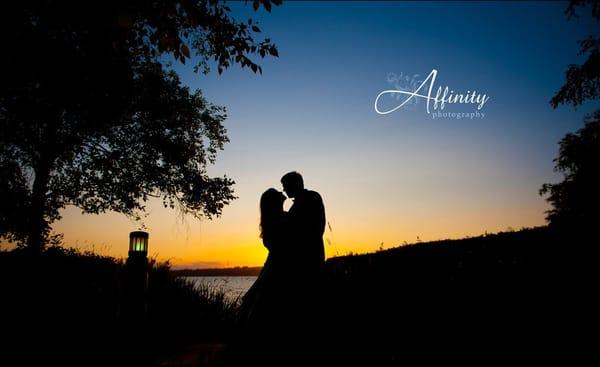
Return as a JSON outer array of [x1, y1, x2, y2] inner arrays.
[[125, 231, 149, 326]]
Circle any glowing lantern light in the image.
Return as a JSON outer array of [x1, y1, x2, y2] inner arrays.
[[128, 231, 148, 257]]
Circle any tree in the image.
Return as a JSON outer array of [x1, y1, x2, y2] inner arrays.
[[540, 111, 600, 228], [550, 0, 600, 107], [0, 0, 282, 252], [541, 0, 600, 228]]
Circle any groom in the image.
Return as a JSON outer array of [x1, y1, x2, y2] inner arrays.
[[281, 171, 326, 272], [280, 171, 326, 360]]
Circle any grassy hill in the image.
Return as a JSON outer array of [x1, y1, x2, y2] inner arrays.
[[0, 226, 592, 365], [321, 226, 593, 363], [0, 246, 239, 366]]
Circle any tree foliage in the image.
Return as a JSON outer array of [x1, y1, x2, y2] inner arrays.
[[0, 0, 282, 250], [542, 0, 600, 229], [550, 0, 600, 108], [540, 111, 600, 228]]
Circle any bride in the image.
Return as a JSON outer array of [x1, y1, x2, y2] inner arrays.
[[239, 188, 290, 331]]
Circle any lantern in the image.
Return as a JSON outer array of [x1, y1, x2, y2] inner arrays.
[[125, 231, 149, 327], [128, 231, 148, 258]]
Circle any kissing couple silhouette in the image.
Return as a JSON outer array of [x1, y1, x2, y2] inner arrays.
[[236, 171, 327, 362]]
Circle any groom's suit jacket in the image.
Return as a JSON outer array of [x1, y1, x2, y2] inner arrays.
[[287, 189, 326, 270]]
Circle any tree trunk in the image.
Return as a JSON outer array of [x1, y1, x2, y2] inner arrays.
[[26, 109, 61, 253], [27, 162, 50, 253]]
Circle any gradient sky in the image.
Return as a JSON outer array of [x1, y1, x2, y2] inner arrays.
[[7, 1, 598, 267]]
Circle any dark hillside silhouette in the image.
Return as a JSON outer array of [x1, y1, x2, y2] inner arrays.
[[322, 227, 591, 363], [0, 246, 238, 366], [1, 226, 592, 365]]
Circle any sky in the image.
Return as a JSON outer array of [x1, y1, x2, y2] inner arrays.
[[10, 1, 598, 268]]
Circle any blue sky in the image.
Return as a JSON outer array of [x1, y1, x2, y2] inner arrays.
[[178, 1, 598, 179]]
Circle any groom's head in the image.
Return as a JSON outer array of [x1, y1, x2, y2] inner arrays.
[[281, 171, 304, 198]]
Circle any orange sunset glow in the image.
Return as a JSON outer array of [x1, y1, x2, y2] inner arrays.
[[50, 160, 550, 267]]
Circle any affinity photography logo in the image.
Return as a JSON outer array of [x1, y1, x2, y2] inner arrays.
[[375, 69, 490, 120]]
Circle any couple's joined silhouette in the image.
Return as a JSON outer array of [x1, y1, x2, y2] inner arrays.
[[236, 171, 326, 362]]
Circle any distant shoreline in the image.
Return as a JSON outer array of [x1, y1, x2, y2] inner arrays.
[[172, 266, 262, 277]]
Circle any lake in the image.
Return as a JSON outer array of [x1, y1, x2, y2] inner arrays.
[[184, 276, 258, 302]]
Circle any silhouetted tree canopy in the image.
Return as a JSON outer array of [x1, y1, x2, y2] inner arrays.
[[0, 0, 282, 251], [541, 1, 600, 229], [551, 0, 600, 108], [540, 111, 600, 228]]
